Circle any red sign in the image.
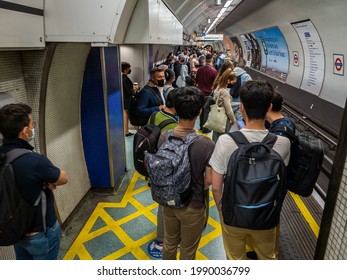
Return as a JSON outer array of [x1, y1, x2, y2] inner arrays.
[[335, 57, 343, 71]]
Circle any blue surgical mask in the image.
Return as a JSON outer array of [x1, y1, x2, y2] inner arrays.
[[28, 128, 36, 141]]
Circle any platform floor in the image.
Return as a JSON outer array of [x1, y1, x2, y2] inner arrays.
[[58, 128, 323, 260]]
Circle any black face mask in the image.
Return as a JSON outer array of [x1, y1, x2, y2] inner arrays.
[[128, 69, 132, 74], [157, 79, 165, 87]]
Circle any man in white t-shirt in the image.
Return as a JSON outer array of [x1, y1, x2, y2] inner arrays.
[[209, 80, 291, 260]]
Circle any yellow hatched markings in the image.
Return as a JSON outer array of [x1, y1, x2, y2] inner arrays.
[[63, 172, 154, 260], [289, 192, 320, 238], [63, 171, 223, 260]]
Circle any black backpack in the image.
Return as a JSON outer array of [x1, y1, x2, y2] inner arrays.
[[222, 131, 287, 230], [129, 86, 163, 127], [133, 113, 176, 177], [273, 126, 324, 197], [0, 149, 46, 246]]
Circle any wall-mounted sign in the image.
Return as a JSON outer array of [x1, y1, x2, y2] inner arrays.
[[293, 51, 299, 66], [252, 26, 289, 82], [195, 34, 224, 41], [292, 20, 325, 96], [333, 54, 344, 76]]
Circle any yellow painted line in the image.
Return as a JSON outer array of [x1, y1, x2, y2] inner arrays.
[[290, 192, 320, 238], [63, 170, 225, 260]]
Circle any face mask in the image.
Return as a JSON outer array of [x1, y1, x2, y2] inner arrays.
[[128, 69, 132, 74], [157, 79, 165, 87], [28, 128, 36, 142]]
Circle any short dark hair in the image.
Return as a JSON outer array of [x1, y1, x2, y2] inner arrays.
[[164, 68, 175, 81], [150, 67, 164, 76], [206, 54, 213, 61], [174, 86, 204, 120], [165, 88, 178, 108], [121, 62, 131, 72], [0, 103, 32, 139], [240, 80, 274, 120], [271, 91, 283, 112]]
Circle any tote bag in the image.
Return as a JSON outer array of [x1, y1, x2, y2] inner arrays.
[[203, 103, 227, 133]]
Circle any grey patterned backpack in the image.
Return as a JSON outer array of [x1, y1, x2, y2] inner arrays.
[[144, 130, 200, 208]]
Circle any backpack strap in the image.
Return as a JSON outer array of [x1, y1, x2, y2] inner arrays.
[[272, 125, 297, 141], [261, 133, 277, 149], [148, 112, 157, 125], [5, 148, 31, 164], [158, 118, 176, 131], [229, 131, 277, 149], [228, 131, 250, 147], [149, 112, 176, 130], [144, 85, 163, 105]]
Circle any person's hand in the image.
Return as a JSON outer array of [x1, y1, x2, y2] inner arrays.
[[217, 200, 222, 212], [47, 183, 57, 190], [159, 105, 166, 110]]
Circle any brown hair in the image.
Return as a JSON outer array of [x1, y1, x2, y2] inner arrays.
[[212, 59, 234, 90], [216, 68, 237, 90]]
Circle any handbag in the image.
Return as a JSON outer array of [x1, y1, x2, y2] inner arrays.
[[203, 94, 227, 133]]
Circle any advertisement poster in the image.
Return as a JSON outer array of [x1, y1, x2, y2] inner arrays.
[[241, 33, 262, 70], [253, 27, 289, 82], [240, 34, 253, 67], [292, 20, 325, 96], [230, 36, 243, 63]]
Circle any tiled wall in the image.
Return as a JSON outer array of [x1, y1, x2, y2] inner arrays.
[[325, 158, 347, 259]]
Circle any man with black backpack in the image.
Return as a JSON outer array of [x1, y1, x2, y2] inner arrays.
[[0, 103, 68, 260], [266, 91, 324, 197], [209, 81, 290, 260], [145, 87, 215, 260], [134, 90, 179, 257]]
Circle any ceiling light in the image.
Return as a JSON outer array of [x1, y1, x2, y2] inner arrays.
[[224, 0, 234, 8], [220, 7, 227, 14]]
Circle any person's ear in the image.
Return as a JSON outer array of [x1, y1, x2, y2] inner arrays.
[[240, 103, 244, 113], [267, 103, 273, 113]]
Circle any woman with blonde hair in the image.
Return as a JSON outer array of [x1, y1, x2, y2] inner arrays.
[[211, 68, 237, 142]]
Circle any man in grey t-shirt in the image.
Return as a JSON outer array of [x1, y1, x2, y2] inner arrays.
[[209, 80, 290, 260]]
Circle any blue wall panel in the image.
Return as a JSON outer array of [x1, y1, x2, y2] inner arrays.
[[103, 47, 126, 185], [81, 48, 111, 188]]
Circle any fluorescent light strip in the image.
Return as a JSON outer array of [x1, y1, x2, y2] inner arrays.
[[206, 0, 236, 34], [224, 0, 234, 8]]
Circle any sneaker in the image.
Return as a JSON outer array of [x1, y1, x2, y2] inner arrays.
[[125, 132, 134, 137]]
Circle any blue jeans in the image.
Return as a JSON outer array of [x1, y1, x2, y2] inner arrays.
[[14, 220, 61, 260]]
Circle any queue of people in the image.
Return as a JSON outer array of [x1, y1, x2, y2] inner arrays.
[[0, 46, 291, 261]]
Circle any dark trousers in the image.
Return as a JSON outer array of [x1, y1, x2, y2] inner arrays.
[[199, 96, 210, 130]]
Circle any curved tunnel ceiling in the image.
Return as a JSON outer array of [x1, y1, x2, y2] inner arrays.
[[163, 0, 273, 36]]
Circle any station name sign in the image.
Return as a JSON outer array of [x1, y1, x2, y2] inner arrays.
[[195, 34, 224, 41]]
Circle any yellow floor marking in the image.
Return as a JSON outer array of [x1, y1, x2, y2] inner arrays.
[[290, 192, 320, 238], [63, 168, 320, 260], [63, 172, 223, 260]]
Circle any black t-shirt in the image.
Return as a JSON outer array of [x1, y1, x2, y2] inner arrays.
[[0, 138, 61, 232], [122, 73, 135, 109]]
